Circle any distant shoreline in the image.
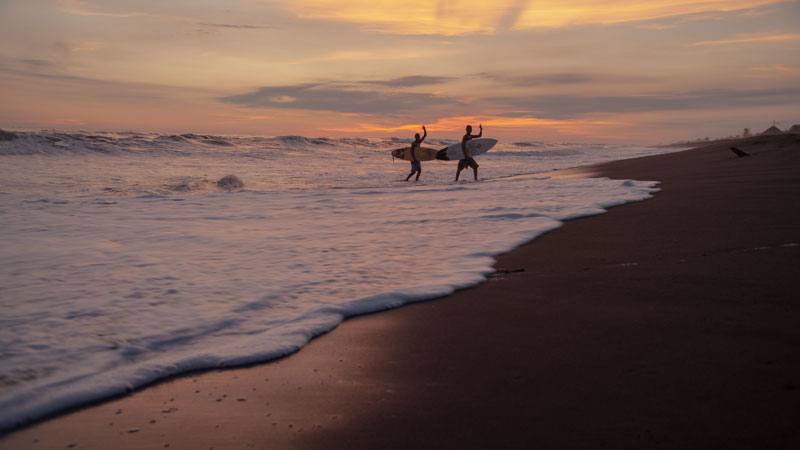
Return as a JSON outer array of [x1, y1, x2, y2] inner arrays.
[[658, 129, 798, 148]]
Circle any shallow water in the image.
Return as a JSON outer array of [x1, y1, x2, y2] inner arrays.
[[0, 130, 683, 429]]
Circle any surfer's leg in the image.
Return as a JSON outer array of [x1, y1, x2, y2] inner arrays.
[[406, 162, 417, 181], [456, 159, 466, 181], [415, 167, 421, 181], [469, 158, 479, 180]]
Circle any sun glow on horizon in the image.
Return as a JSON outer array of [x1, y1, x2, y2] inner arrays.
[[322, 115, 630, 139]]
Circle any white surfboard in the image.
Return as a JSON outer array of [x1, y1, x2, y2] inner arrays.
[[435, 138, 498, 161]]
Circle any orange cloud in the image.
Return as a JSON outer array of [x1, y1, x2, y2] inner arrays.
[[58, 0, 146, 18], [282, 0, 782, 35], [290, 48, 460, 64], [58, 0, 192, 22], [690, 32, 800, 46]]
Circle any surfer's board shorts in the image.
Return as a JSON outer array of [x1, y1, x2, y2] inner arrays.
[[458, 157, 479, 170], [410, 161, 421, 172]]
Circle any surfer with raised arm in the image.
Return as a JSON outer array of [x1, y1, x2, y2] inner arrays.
[[455, 124, 482, 181], [405, 125, 427, 181]]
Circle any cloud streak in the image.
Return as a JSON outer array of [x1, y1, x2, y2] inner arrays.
[[219, 83, 452, 114], [491, 88, 800, 117], [58, 0, 146, 18], [289, 48, 460, 64], [690, 32, 800, 46], [198, 23, 276, 30], [218, 73, 800, 126], [58, 0, 193, 22], [359, 75, 455, 87], [476, 72, 652, 86], [0, 57, 211, 100], [280, 0, 785, 35], [495, 0, 530, 32]]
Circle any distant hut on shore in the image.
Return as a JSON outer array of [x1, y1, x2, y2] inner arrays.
[[760, 124, 783, 135]]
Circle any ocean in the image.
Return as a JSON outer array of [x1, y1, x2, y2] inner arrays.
[[0, 130, 683, 430]]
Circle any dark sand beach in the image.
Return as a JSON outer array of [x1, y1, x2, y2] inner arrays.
[[2, 134, 799, 449]]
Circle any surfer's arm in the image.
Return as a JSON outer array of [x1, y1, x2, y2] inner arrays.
[[420, 125, 427, 143], [476, 124, 483, 138]]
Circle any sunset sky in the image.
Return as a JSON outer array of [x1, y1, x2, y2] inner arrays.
[[1, 0, 798, 142]]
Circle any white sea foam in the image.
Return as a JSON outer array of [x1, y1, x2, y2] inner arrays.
[[0, 130, 683, 430]]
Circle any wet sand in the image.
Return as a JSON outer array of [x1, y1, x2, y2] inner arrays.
[[2, 134, 799, 449]]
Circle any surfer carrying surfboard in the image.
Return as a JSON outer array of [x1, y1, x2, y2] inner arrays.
[[456, 124, 482, 181], [405, 125, 427, 181]]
